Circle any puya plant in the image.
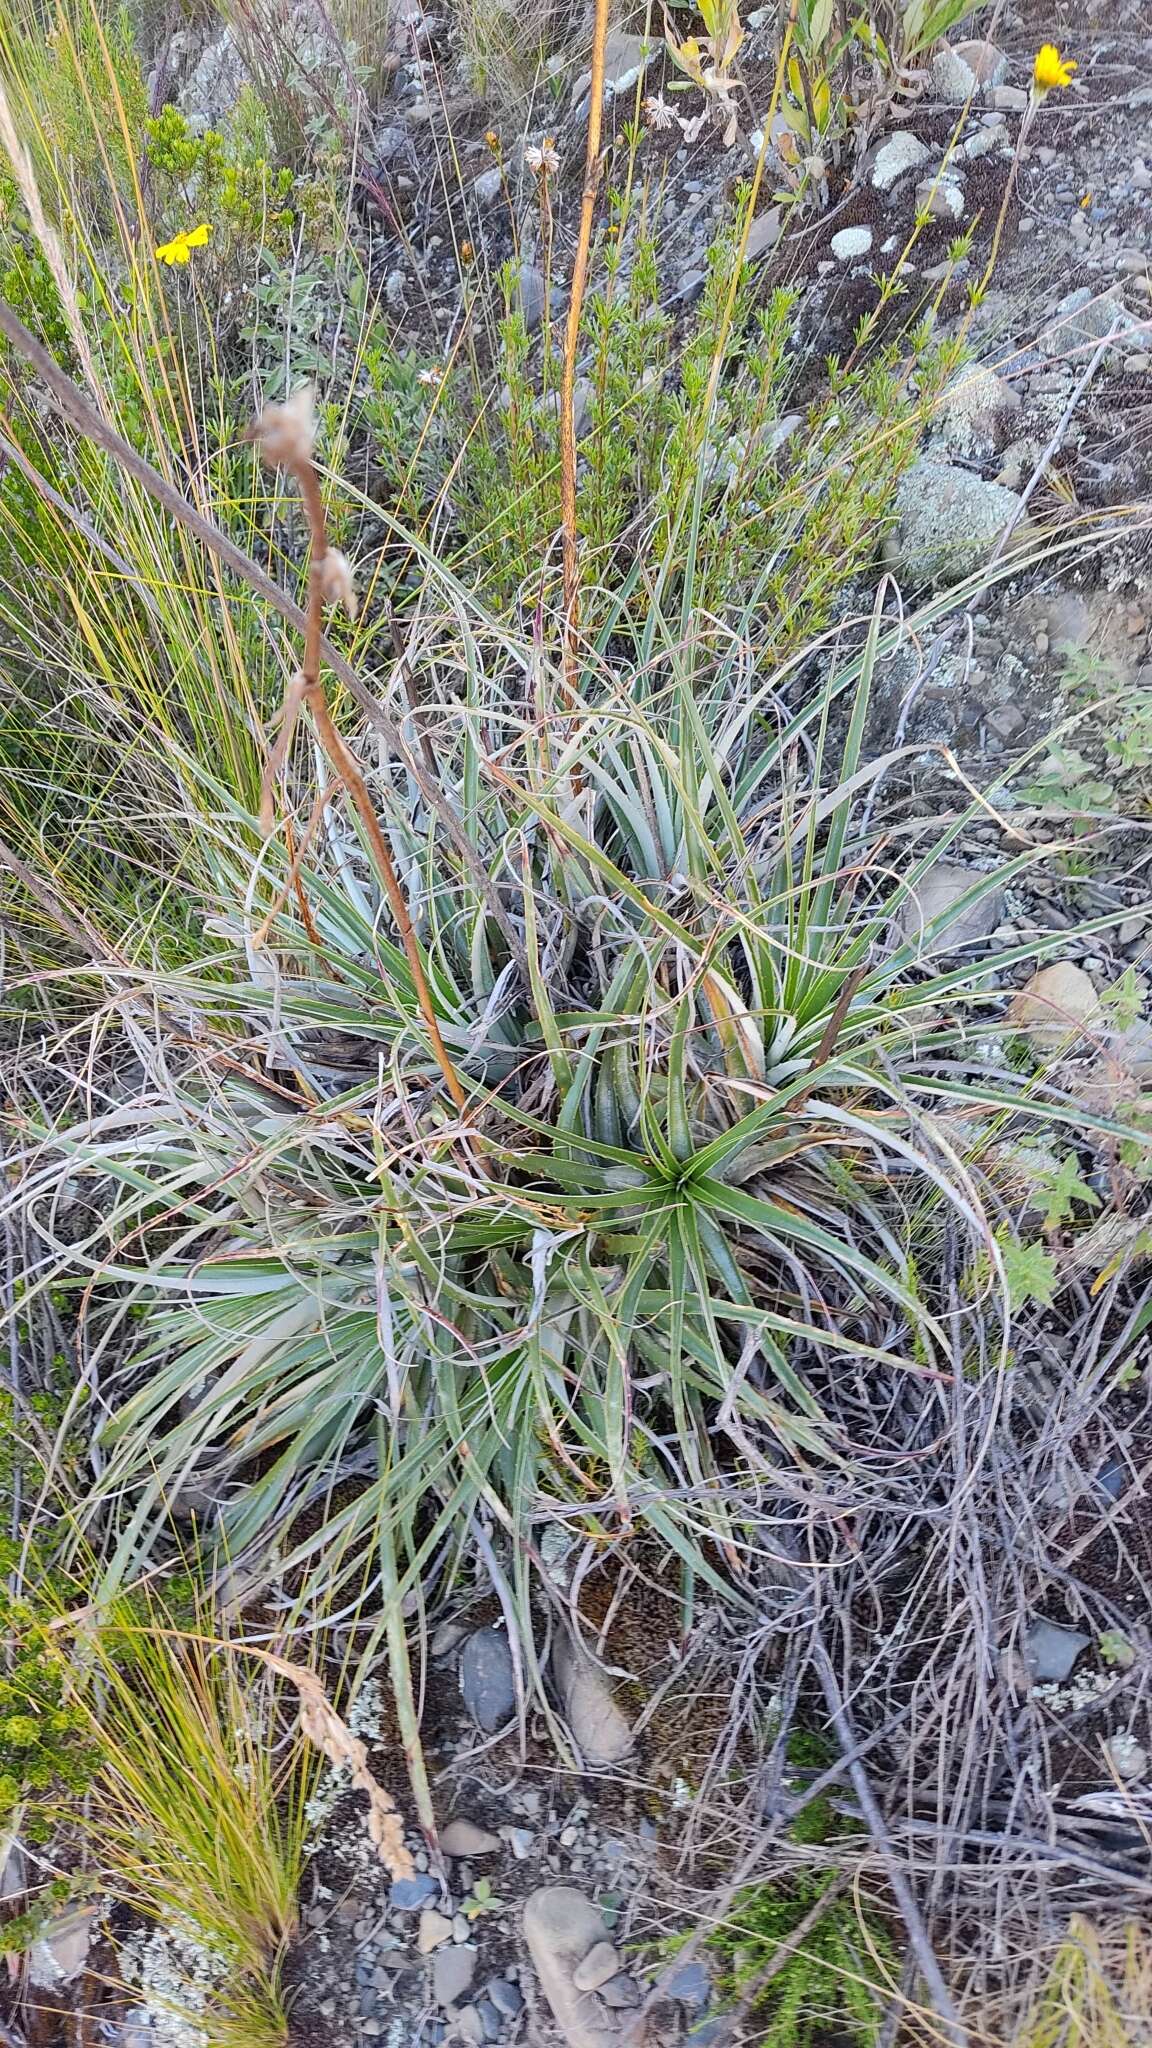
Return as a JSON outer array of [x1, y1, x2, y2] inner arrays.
[[8, 500, 1133, 1660]]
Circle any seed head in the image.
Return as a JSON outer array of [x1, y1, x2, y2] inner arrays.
[[250, 384, 316, 469]]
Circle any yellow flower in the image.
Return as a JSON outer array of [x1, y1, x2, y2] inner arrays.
[[1032, 44, 1076, 96], [154, 222, 212, 266]]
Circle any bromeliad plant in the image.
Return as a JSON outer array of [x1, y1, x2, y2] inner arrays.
[[10, 550, 1125, 1646]]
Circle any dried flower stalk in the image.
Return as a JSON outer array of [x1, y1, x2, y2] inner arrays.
[[248, 387, 469, 1118], [267, 1655, 414, 1880]]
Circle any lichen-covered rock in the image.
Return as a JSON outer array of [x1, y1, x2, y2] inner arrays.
[[936, 365, 1021, 455], [884, 459, 1031, 586], [871, 130, 930, 191]]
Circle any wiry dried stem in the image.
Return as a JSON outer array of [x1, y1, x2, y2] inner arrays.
[[559, 0, 611, 712], [248, 387, 470, 1118]]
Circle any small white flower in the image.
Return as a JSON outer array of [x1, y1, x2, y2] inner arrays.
[[417, 365, 444, 387], [643, 93, 676, 130], [524, 137, 560, 175]]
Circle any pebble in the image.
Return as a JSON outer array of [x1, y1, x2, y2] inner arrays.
[[452, 1914, 472, 1943], [1025, 1619, 1091, 1682], [902, 862, 1005, 952], [441, 1818, 502, 1857], [598, 1973, 643, 2009], [665, 1959, 712, 2009], [363, 2024, 383, 2040], [477, 2001, 505, 2042], [572, 1941, 621, 1992], [915, 177, 965, 221], [434, 1942, 478, 2006], [488, 1979, 524, 2017], [516, 263, 546, 332], [870, 130, 929, 191], [830, 225, 873, 262], [460, 1627, 516, 1733], [390, 1875, 440, 1910], [1105, 1732, 1148, 1781], [418, 1910, 454, 1953], [472, 167, 503, 206], [454, 2008, 486, 2046], [1008, 963, 1100, 1052], [505, 1827, 536, 1859]]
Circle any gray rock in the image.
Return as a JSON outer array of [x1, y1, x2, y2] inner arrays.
[[552, 1634, 633, 1766], [573, 1941, 621, 1992], [477, 2001, 504, 2042], [455, 2007, 487, 2046], [488, 1979, 524, 2016], [598, 1974, 642, 2009], [936, 365, 1021, 456], [902, 863, 1005, 951], [915, 176, 966, 220], [665, 1959, 712, 2009], [746, 207, 783, 259], [441, 1818, 502, 1857], [505, 1826, 536, 1859], [516, 263, 546, 332], [391, 1874, 440, 1909], [830, 225, 873, 262], [871, 131, 930, 191], [460, 1627, 516, 1732], [884, 459, 1031, 587], [27, 1904, 98, 1989], [177, 29, 248, 130], [524, 1888, 622, 2046], [419, 1909, 454, 1953], [1105, 1732, 1148, 1780], [573, 30, 654, 103], [932, 39, 1007, 103], [1025, 1619, 1090, 1682], [1041, 286, 1143, 362], [434, 1942, 478, 2007], [473, 167, 504, 206]]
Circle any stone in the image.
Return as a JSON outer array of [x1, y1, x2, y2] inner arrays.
[[965, 122, 1007, 158], [1105, 1732, 1147, 1780], [992, 84, 1029, 111], [1105, 1018, 1152, 1077], [871, 131, 930, 191], [1024, 1618, 1090, 1682], [477, 2000, 505, 2042], [902, 864, 1005, 952], [419, 1910, 454, 1953], [524, 1889, 622, 2047], [488, 1978, 524, 2017], [573, 1941, 621, 1992], [1008, 964, 1101, 1053], [441, 1818, 502, 1857], [665, 1958, 712, 2008], [830, 225, 873, 262], [391, 1874, 441, 1909], [505, 1826, 536, 1858], [746, 207, 783, 259], [1041, 285, 1142, 362], [933, 40, 1007, 103], [27, 1904, 98, 1989], [515, 264, 546, 333], [573, 30, 653, 104], [434, 1942, 478, 2006], [884, 459, 1031, 587], [455, 2006, 486, 2045], [460, 1626, 516, 1733], [937, 365, 1021, 455], [472, 167, 504, 206], [598, 1975, 642, 2009], [552, 1633, 633, 1766], [915, 176, 965, 220]]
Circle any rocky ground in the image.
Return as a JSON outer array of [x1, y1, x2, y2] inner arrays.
[[18, 3, 1152, 2045]]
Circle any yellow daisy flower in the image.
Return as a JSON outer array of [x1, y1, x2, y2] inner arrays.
[[1032, 44, 1076, 97], [154, 222, 212, 266]]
